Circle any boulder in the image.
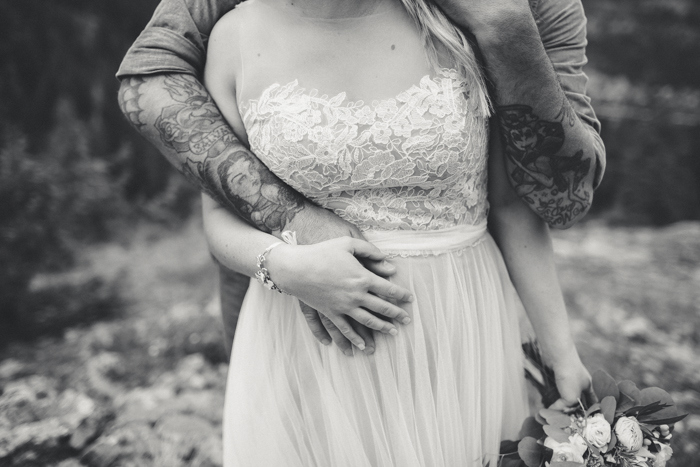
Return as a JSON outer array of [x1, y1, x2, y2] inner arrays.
[[0, 376, 57, 427], [81, 422, 160, 467], [0, 377, 110, 465]]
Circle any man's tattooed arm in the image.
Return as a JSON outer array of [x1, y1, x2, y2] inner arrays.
[[497, 101, 595, 228], [118, 74, 304, 234], [472, 8, 602, 229]]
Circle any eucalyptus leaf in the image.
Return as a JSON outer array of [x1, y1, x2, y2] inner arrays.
[[519, 416, 545, 440], [617, 392, 636, 413], [617, 380, 641, 404], [535, 411, 547, 426], [606, 431, 617, 452], [601, 396, 617, 425], [639, 387, 677, 420], [585, 402, 601, 417], [518, 437, 544, 467], [501, 439, 521, 456], [500, 458, 526, 467], [548, 412, 573, 429], [592, 370, 619, 401], [543, 425, 571, 444]]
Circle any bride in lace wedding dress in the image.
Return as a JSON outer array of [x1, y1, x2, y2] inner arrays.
[[199, 0, 586, 465]]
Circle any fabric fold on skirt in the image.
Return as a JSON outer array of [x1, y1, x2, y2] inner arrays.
[[223, 223, 529, 467]]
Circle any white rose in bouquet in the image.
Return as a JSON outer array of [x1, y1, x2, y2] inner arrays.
[[615, 416, 644, 452], [544, 433, 588, 464], [583, 413, 612, 448], [653, 444, 673, 467]]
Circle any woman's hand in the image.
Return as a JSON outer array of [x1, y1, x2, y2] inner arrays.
[[550, 353, 597, 411], [267, 236, 413, 351], [285, 204, 405, 355]]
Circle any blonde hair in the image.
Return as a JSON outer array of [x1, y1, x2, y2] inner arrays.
[[399, 0, 491, 116]]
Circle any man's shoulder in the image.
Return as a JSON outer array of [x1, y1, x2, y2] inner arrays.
[[532, 0, 586, 43], [532, 0, 585, 25]]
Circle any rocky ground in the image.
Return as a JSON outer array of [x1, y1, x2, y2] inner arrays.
[[1, 219, 699, 466]]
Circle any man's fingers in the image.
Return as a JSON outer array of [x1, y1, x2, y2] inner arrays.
[[360, 295, 410, 324], [362, 259, 397, 278], [350, 320, 375, 355], [368, 276, 413, 304], [349, 308, 399, 335], [299, 303, 331, 346], [319, 314, 353, 356], [329, 316, 366, 352]]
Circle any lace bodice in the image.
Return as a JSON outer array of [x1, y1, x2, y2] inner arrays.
[[240, 68, 489, 231]]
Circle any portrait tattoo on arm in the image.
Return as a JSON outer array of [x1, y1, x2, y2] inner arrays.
[[497, 101, 594, 227], [119, 74, 304, 233]]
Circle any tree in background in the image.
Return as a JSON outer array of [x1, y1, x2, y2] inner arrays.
[[0, 0, 699, 340], [0, 0, 195, 341], [583, 0, 700, 223]]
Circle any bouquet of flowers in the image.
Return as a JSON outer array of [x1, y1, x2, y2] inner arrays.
[[500, 343, 687, 467]]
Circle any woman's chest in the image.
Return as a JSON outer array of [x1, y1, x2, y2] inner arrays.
[[240, 69, 489, 196]]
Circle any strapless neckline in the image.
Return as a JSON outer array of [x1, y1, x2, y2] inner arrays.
[[237, 66, 490, 232], [238, 67, 469, 119]]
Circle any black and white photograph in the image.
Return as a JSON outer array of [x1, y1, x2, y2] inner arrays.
[[1, 0, 699, 465]]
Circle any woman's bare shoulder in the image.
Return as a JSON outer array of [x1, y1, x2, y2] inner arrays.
[[208, 2, 264, 80], [209, 0, 272, 66], [211, 0, 267, 37]]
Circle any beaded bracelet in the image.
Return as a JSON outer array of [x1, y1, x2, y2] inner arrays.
[[255, 241, 285, 293], [254, 231, 297, 294]]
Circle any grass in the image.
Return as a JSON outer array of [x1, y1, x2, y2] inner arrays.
[[1, 217, 698, 466]]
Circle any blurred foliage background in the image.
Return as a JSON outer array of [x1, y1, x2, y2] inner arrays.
[[0, 1, 699, 465], [1, 0, 699, 338]]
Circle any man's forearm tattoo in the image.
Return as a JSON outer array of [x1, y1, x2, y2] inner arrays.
[[497, 102, 593, 227], [119, 77, 147, 130], [119, 75, 304, 233]]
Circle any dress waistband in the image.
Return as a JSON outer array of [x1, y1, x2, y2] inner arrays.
[[363, 222, 488, 257]]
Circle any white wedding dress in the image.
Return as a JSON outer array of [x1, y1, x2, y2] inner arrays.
[[220, 1, 529, 465]]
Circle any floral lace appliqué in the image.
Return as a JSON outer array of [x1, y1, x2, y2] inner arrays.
[[241, 68, 489, 231]]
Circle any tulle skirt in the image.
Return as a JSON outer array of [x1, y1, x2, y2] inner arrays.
[[223, 223, 529, 466]]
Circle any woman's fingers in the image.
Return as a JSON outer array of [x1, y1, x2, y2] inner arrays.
[[299, 302, 331, 346], [548, 398, 576, 412], [362, 259, 396, 278], [367, 275, 413, 304], [319, 314, 354, 357], [345, 237, 386, 262], [349, 307, 399, 335], [359, 294, 411, 325], [583, 383, 598, 406]]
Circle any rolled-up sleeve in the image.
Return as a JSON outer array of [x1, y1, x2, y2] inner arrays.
[[534, 0, 606, 188], [116, 0, 238, 79]]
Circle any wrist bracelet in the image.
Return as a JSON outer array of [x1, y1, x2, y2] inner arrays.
[[254, 231, 297, 294], [255, 241, 285, 293]]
